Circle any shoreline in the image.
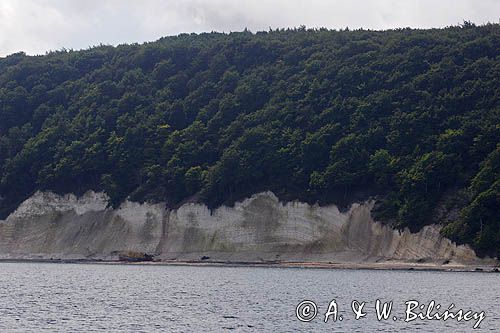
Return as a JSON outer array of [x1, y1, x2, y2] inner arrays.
[[0, 258, 498, 273]]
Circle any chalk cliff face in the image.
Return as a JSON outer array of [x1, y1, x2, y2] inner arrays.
[[0, 191, 482, 263]]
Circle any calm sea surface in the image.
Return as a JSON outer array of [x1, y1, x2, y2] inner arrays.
[[0, 262, 498, 332]]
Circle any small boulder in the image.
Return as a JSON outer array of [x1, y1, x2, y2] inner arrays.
[[118, 251, 154, 262]]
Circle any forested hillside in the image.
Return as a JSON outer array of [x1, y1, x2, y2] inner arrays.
[[0, 23, 498, 257]]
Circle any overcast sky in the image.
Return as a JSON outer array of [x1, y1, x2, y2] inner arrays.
[[0, 0, 498, 57]]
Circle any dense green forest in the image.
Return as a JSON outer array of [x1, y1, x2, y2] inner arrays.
[[0, 23, 498, 257]]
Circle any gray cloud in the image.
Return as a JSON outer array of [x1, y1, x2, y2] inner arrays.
[[0, 0, 498, 57]]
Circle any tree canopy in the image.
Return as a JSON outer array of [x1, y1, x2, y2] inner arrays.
[[0, 24, 498, 257]]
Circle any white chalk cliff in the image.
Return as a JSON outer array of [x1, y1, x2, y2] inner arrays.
[[0, 191, 485, 264]]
